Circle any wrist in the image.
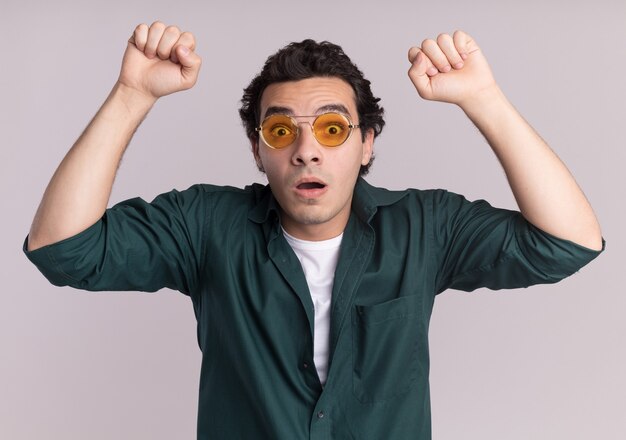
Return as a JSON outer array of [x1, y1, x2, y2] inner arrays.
[[457, 84, 508, 117], [111, 81, 158, 114]]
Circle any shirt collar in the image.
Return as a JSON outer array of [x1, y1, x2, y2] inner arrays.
[[247, 183, 281, 225], [351, 177, 408, 223]]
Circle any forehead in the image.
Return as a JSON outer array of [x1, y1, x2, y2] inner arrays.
[[260, 77, 357, 118]]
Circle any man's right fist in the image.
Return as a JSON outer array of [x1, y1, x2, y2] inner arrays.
[[118, 21, 202, 100]]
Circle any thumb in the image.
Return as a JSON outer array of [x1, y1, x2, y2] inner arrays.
[[407, 48, 431, 98], [175, 45, 202, 87]]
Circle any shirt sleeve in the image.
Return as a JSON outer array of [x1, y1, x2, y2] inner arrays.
[[23, 185, 208, 295], [431, 190, 604, 293]]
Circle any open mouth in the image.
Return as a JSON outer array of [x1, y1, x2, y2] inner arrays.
[[297, 182, 326, 190]]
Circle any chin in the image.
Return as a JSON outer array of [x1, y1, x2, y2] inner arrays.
[[292, 211, 332, 226]]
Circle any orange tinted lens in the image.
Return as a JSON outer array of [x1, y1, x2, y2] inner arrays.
[[261, 115, 297, 149], [313, 113, 350, 147]]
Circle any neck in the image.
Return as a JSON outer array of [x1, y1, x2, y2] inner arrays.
[[280, 210, 350, 242]]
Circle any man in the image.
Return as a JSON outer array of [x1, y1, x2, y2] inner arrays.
[[24, 21, 603, 439]]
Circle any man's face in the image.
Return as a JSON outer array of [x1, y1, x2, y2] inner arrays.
[[253, 77, 374, 241]]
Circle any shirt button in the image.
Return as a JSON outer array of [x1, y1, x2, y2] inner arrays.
[[302, 362, 309, 369], [317, 411, 325, 419]]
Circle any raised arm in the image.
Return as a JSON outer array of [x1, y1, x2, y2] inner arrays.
[[27, 21, 201, 251], [407, 30, 602, 251]]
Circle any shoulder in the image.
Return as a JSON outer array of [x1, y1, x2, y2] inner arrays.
[[176, 182, 263, 198], [357, 178, 464, 211], [153, 182, 268, 207]]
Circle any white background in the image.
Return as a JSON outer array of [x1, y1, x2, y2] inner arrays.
[[1, 0, 624, 438]]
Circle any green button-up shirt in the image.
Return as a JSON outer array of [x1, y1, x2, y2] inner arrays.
[[24, 178, 602, 439]]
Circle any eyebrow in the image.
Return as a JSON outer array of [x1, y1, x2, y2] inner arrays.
[[262, 104, 352, 119]]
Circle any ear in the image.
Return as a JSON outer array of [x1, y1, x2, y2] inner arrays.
[[251, 138, 264, 172], [360, 128, 375, 166]]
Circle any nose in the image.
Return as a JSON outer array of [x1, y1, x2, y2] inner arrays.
[[291, 121, 323, 166]]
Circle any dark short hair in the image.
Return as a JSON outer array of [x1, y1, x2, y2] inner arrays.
[[239, 39, 385, 175]]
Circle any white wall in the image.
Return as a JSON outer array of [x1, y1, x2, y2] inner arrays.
[[2, 0, 624, 438]]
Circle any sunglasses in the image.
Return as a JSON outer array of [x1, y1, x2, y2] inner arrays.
[[256, 112, 360, 149]]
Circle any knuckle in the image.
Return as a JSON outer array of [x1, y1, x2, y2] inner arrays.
[[437, 33, 451, 44], [453, 30, 467, 43], [180, 31, 195, 43], [164, 25, 180, 36], [421, 38, 436, 49], [150, 20, 166, 30]]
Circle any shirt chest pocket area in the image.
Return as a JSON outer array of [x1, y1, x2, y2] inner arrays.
[[351, 294, 425, 403]]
